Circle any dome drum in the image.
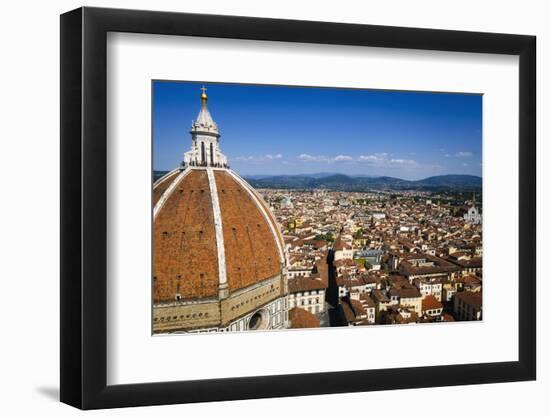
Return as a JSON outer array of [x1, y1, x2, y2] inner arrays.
[[153, 272, 284, 333]]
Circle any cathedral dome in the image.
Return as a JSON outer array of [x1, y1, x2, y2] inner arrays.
[[153, 167, 285, 301], [153, 87, 288, 333]]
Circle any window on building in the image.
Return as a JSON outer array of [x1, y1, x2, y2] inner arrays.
[[248, 310, 267, 330], [210, 142, 214, 165]]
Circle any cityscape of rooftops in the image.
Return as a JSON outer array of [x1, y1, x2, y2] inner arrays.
[[152, 81, 482, 334]]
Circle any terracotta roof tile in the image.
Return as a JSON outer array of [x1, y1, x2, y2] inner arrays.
[[422, 295, 443, 311], [215, 171, 282, 292], [153, 168, 285, 302], [289, 307, 320, 328], [152, 170, 180, 206], [153, 170, 219, 301], [455, 291, 482, 309]]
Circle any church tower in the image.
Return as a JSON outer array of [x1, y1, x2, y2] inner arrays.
[[183, 86, 228, 168]]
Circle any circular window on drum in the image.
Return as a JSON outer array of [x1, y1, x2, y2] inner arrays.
[[248, 308, 270, 331]]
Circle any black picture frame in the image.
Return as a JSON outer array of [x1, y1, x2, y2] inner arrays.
[[60, 6, 536, 410]]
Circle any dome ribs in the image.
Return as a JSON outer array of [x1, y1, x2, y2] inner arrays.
[[153, 170, 219, 301], [152, 169, 180, 207], [217, 177, 256, 289], [153, 169, 283, 304], [227, 171, 285, 263], [214, 171, 281, 293]]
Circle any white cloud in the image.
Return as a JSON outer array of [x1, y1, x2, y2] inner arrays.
[[297, 154, 353, 163], [297, 153, 328, 162], [333, 154, 353, 161], [359, 154, 384, 162], [390, 158, 417, 165], [295, 152, 417, 167], [233, 153, 283, 162], [358, 154, 417, 167], [455, 151, 473, 157]]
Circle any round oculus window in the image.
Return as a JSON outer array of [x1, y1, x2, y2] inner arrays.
[[248, 309, 270, 330]]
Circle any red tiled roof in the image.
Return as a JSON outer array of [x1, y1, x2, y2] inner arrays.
[[153, 170, 220, 300], [215, 171, 282, 292], [152, 170, 180, 206], [422, 295, 443, 311], [153, 168, 284, 302], [288, 277, 327, 292], [289, 307, 320, 328], [455, 291, 482, 309]]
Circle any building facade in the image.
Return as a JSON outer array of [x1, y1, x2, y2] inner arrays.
[[464, 205, 482, 225], [453, 291, 483, 321]]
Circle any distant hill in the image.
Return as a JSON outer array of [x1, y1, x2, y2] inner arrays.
[[413, 175, 482, 188], [153, 170, 170, 182], [153, 170, 481, 191], [244, 173, 481, 191]]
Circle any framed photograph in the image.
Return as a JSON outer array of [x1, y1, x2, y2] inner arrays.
[[60, 6, 536, 409]]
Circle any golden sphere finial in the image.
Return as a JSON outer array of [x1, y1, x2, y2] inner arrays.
[[200, 85, 208, 105]]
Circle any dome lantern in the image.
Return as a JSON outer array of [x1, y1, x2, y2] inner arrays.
[[183, 86, 227, 168]]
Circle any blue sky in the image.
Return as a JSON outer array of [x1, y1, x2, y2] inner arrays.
[[153, 81, 482, 180]]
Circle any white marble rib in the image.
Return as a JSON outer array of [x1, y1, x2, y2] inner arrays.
[[206, 168, 228, 288], [153, 168, 179, 189], [153, 168, 190, 221]]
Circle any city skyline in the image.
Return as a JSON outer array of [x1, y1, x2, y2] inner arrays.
[[153, 81, 482, 181]]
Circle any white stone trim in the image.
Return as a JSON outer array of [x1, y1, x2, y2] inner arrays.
[[228, 170, 285, 264], [153, 168, 190, 221], [206, 168, 228, 289], [185, 295, 288, 333], [229, 273, 281, 298], [153, 168, 180, 189]]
